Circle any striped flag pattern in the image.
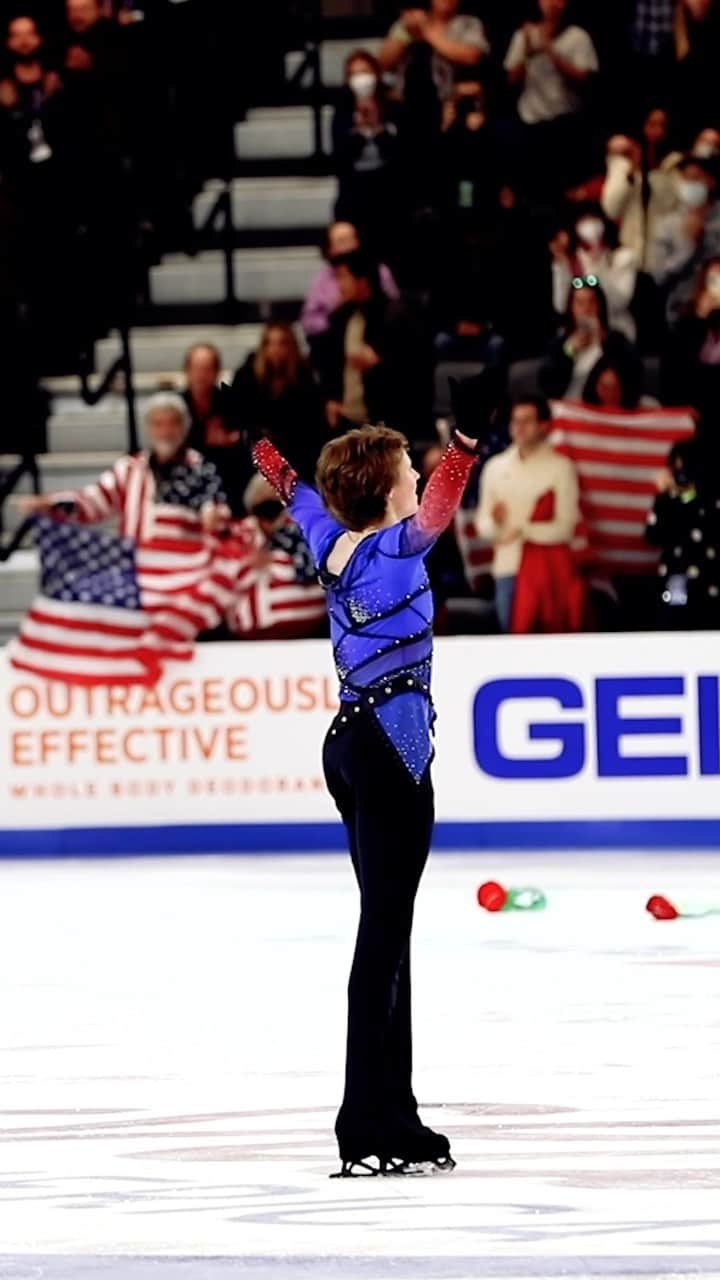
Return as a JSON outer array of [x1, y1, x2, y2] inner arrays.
[[226, 518, 327, 639], [9, 513, 242, 686], [455, 402, 696, 590], [9, 508, 327, 686]]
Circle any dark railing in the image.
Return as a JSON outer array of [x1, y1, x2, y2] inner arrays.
[[195, 182, 237, 319], [0, 324, 138, 562], [288, 40, 325, 161], [78, 324, 139, 454], [0, 458, 39, 563]]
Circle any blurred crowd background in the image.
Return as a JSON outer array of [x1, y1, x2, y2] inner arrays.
[[2, 0, 720, 639]]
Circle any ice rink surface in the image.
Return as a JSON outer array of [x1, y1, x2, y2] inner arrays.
[[0, 849, 719, 1280]]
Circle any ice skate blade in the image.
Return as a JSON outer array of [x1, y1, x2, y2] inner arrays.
[[330, 1156, 388, 1178], [384, 1155, 457, 1177]]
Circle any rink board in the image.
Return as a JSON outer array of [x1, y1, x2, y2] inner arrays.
[[2, 633, 720, 853]]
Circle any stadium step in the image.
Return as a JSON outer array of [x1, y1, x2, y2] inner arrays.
[[149, 246, 321, 306], [0, 610, 25, 645], [0, 550, 38, 616], [2, 451, 119, 493], [47, 408, 130, 455], [193, 176, 335, 233], [0, 451, 120, 540], [286, 37, 383, 90], [234, 106, 333, 160], [94, 323, 264, 376]]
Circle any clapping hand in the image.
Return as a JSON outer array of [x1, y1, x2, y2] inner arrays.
[[402, 7, 428, 38], [348, 343, 381, 372]]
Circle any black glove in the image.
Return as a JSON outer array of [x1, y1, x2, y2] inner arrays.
[[448, 366, 504, 445], [217, 382, 263, 442]]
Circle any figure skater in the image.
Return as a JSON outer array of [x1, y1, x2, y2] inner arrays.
[[240, 376, 492, 1177]]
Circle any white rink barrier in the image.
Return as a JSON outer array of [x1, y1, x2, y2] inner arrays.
[[1, 633, 719, 853]]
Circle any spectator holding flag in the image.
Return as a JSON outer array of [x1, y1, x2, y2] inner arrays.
[[12, 395, 239, 687], [20, 393, 230, 537], [225, 474, 327, 641]]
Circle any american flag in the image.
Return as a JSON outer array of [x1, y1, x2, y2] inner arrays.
[[455, 402, 696, 589], [9, 514, 241, 686], [226, 516, 327, 639]]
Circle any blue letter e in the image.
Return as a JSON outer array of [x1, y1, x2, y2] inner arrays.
[[473, 678, 585, 779]]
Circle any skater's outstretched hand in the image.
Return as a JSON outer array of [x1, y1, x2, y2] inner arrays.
[[448, 366, 504, 448], [217, 382, 264, 443]]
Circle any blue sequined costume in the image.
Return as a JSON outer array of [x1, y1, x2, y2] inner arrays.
[[252, 436, 476, 781]]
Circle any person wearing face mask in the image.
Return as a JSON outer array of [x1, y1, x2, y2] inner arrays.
[[645, 439, 720, 630], [650, 154, 720, 327], [332, 50, 403, 261], [691, 128, 720, 162], [549, 203, 638, 340]]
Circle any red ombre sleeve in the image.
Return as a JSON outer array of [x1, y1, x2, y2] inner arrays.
[[252, 437, 299, 504], [252, 437, 343, 569], [397, 438, 477, 556]]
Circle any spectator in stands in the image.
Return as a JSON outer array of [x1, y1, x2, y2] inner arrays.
[[601, 116, 680, 268], [662, 255, 720, 426], [549, 204, 638, 340], [63, 0, 127, 98], [300, 220, 399, 349], [20, 393, 229, 534], [183, 343, 251, 517], [645, 438, 720, 628], [622, 0, 680, 121], [539, 278, 640, 400], [435, 80, 503, 215], [0, 15, 62, 169], [650, 153, 720, 326], [583, 356, 645, 409], [313, 248, 431, 441], [690, 126, 720, 162], [475, 393, 581, 632], [503, 0, 599, 195], [65, 0, 120, 62], [379, 1, 489, 103], [673, 0, 720, 137], [433, 288, 507, 366], [332, 49, 403, 260], [225, 474, 326, 640], [230, 323, 326, 483]]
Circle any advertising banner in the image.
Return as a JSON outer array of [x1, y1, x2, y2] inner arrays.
[[2, 634, 719, 852]]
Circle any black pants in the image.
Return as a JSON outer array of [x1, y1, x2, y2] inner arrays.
[[323, 704, 434, 1159]]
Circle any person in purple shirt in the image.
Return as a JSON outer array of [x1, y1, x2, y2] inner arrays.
[[301, 219, 399, 348]]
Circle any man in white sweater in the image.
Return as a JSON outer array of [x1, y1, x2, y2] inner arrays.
[[475, 395, 579, 631]]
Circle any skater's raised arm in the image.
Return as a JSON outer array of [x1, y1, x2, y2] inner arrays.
[[386, 371, 501, 556], [392, 434, 478, 557], [252, 436, 344, 567]]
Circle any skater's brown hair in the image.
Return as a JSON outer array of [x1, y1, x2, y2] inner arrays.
[[316, 424, 409, 532]]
